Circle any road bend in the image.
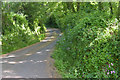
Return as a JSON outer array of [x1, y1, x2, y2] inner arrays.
[[1, 28, 61, 78]]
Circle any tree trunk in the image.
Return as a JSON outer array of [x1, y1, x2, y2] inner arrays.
[[118, 1, 120, 21], [71, 2, 75, 12], [67, 2, 75, 12], [77, 2, 80, 12], [118, 1, 120, 39], [98, 2, 103, 11], [109, 2, 113, 18]]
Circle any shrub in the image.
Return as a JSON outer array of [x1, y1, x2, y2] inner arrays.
[[2, 12, 46, 54], [52, 12, 119, 78]]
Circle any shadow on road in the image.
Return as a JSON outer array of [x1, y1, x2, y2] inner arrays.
[[1, 28, 61, 78]]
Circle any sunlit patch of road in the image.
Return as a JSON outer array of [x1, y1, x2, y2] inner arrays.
[[1, 28, 61, 78]]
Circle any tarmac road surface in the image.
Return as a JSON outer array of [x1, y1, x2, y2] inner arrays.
[[1, 28, 61, 78]]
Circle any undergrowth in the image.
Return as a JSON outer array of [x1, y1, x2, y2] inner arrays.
[[52, 11, 119, 78], [2, 12, 46, 54]]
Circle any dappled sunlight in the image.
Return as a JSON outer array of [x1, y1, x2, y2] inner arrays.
[[30, 60, 33, 62], [25, 53, 32, 56], [34, 60, 47, 63], [36, 51, 41, 53], [2, 58, 48, 64], [2, 57, 49, 65], [89, 25, 118, 47], [0, 41, 2, 45], [18, 61, 27, 64], [1, 54, 16, 59], [35, 61, 44, 63], [7, 55, 16, 58], [42, 36, 55, 42], [46, 36, 55, 39], [1, 28, 59, 78], [1, 1, 119, 78], [2, 25, 60, 78], [32, 59, 48, 63], [4, 76, 22, 78], [8, 61, 17, 64], [3, 70, 22, 78], [3, 70, 14, 74], [42, 40, 50, 42], [44, 60, 47, 62], [36, 52, 43, 55], [0, 60, 7, 63], [2, 56, 9, 59], [2, 58, 49, 78], [42, 39, 52, 42], [46, 49, 51, 52]]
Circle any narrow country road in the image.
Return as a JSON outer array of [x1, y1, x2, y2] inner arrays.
[[1, 28, 61, 78]]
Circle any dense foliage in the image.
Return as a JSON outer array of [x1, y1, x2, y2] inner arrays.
[[1, 1, 120, 78], [2, 2, 47, 54], [52, 2, 120, 78], [53, 14, 119, 78]]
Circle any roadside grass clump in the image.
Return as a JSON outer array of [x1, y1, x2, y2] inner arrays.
[[52, 12, 119, 78]]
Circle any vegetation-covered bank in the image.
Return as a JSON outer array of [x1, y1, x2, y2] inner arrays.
[[51, 2, 120, 78], [1, 1, 120, 78]]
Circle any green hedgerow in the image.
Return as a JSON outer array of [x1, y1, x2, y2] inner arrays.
[[52, 12, 119, 78]]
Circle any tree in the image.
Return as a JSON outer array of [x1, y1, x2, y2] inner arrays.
[[118, 1, 120, 37], [98, 2, 103, 11], [77, 2, 80, 12], [66, 2, 75, 12], [118, 1, 120, 21], [109, 2, 113, 18]]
